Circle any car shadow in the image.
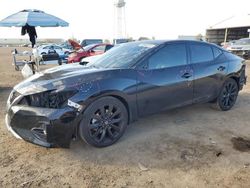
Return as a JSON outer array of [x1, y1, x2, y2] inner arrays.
[[2, 86, 249, 171], [65, 91, 250, 170]]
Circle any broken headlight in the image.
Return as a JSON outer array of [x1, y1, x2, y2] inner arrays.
[[19, 90, 77, 109]]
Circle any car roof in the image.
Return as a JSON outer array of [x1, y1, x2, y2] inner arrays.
[[122, 40, 225, 50]]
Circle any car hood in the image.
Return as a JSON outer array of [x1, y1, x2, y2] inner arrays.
[[68, 39, 82, 50], [14, 64, 112, 95], [228, 44, 250, 51]]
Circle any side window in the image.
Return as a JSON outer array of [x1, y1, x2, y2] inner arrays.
[[148, 43, 187, 69], [92, 45, 105, 53], [212, 47, 222, 59], [43, 46, 50, 49], [190, 44, 213, 63], [54, 46, 62, 50], [105, 45, 113, 51]]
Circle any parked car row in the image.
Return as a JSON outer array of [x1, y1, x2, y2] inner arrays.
[[222, 38, 250, 59], [34, 40, 114, 64]]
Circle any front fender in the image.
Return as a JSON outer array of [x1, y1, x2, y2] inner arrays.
[[68, 73, 138, 123]]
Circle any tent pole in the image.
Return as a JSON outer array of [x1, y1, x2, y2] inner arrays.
[[224, 28, 228, 43]]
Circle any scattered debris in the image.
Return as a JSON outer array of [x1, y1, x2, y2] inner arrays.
[[211, 141, 216, 145], [180, 150, 194, 161], [215, 151, 222, 157], [138, 163, 148, 171], [231, 137, 250, 152], [20, 181, 31, 187], [209, 138, 217, 145], [244, 163, 250, 168]]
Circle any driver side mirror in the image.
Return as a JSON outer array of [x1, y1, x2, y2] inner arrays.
[[136, 60, 148, 70]]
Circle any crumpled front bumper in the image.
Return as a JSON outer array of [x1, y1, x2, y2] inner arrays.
[[6, 104, 80, 148]]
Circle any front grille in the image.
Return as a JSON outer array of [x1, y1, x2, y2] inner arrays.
[[31, 127, 47, 141]]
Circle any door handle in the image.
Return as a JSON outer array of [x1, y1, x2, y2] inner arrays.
[[181, 72, 192, 79], [217, 66, 226, 71]]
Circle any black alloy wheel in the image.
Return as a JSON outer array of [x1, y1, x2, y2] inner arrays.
[[214, 78, 239, 111], [79, 96, 128, 147]]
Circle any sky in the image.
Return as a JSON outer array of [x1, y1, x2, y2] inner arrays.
[[0, 0, 250, 40]]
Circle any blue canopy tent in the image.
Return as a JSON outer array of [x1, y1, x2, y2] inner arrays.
[[0, 9, 69, 73], [0, 9, 69, 27], [0, 9, 69, 47]]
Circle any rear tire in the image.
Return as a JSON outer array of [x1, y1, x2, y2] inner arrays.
[[211, 78, 239, 111], [79, 96, 128, 147]]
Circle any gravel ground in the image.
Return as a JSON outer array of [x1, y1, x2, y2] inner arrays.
[[0, 47, 249, 188]]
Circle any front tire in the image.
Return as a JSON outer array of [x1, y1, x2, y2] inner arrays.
[[212, 78, 239, 111], [79, 96, 128, 147]]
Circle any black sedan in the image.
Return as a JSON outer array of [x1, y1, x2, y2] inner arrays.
[[6, 40, 247, 148]]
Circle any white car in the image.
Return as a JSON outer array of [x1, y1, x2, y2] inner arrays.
[[35, 44, 70, 56]]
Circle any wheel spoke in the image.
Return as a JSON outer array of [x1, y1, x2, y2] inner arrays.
[[98, 129, 106, 142], [111, 109, 121, 118], [223, 100, 227, 106], [226, 97, 230, 106], [93, 114, 102, 121], [110, 124, 120, 132], [230, 91, 237, 95], [100, 106, 105, 117], [229, 96, 235, 102], [90, 122, 100, 129], [108, 105, 114, 114], [111, 117, 122, 124], [231, 87, 236, 93], [107, 127, 115, 140], [92, 128, 102, 137]]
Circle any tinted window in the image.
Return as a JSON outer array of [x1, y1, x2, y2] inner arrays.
[[105, 45, 113, 51], [148, 43, 187, 69], [212, 47, 222, 58], [92, 45, 105, 52], [43, 46, 50, 49], [54, 46, 62, 50], [83, 44, 97, 51], [190, 44, 213, 63]]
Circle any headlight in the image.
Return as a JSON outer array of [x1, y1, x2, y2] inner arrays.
[[8, 90, 21, 104], [19, 90, 77, 108]]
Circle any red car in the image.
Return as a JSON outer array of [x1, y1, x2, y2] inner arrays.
[[67, 43, 114, 63]]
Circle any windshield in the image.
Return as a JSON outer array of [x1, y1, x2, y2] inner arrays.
[[83, 44, 97, 51], [86, 42, 158, 68], [234, 38, 250, 45]]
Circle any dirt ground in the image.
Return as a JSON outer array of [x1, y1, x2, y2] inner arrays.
[[0, 47, 250, 188]]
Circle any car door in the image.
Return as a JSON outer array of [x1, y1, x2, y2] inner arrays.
[[188, 42, 228, 103], [136, 42, 194, 116], [54, 46, 64, 56]]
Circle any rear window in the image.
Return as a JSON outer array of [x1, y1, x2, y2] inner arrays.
[[212, 47, 222, 59], [190, 44, 214, 63]]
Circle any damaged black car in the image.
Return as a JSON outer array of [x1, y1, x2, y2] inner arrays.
[[6, 40, 247, 148]]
